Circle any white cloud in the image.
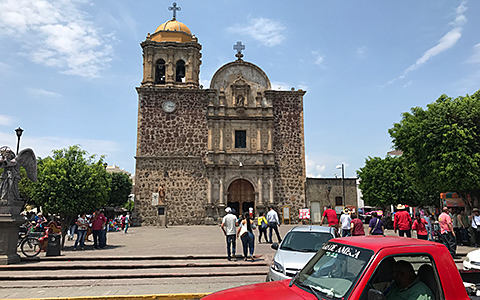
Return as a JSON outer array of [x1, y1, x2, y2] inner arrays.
[[0, 132, 121, 160], [356, 46, 367, 58], [468, 43, 480, 64], [0, 0, 115, 78], [0, 115, 14, 126], [270, 81, 291, 90], [385, 1, 467, 86], [311, 51, 325, 65], [306, 155, 326, 178], [228, 18, 286, 47], [27, 88, 61, 98]]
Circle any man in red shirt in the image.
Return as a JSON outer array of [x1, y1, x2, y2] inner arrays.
[[321, 205, 339, 235], [394, 204, 412, 237], [439, 206, 457, 258], [91, 209, 107, 249]]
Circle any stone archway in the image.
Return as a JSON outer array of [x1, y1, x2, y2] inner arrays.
[[227, 179, 255, 216]]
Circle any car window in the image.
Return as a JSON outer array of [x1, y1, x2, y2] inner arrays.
[[360, 254, 442, 300], [294, 242, 373, 299], [280, 231, 333, 252]]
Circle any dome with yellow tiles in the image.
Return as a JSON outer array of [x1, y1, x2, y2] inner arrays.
[[151, 19, 193, 43]]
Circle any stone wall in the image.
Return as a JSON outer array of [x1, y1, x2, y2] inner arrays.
[[268, 90, 307, 223], [135, 88, 208, 225]]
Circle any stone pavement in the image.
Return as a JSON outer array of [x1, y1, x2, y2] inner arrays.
[[0, 224, 475, 299]]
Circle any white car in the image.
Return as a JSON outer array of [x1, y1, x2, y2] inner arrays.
[[463, 248, 480, 270], [266, 225, 336, 281]]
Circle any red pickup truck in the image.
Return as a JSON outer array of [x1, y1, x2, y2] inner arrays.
[[203, 236, 479, 300]]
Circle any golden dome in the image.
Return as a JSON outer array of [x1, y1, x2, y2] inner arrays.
[[155, 19, 191, 35]]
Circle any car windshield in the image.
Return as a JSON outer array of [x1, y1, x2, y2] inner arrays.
[[280, 231, 332, 252], [293, 242, 373, 299]]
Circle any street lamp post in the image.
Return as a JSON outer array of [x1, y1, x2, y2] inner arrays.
[[336, 164, 345, 208], [15, 127, 24, 155]]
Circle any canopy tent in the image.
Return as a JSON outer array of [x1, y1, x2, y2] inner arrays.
[[440, 192, 464, 207]]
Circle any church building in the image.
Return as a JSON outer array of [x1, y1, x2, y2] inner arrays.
[[134, 4, 306, 225]]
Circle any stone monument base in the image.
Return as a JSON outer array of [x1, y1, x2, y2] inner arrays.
[[0, 202, 24, 265]]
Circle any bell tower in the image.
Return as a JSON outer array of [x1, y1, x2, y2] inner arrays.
[[140, 2, 201, 88]]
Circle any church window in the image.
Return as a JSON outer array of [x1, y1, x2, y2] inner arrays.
[[235, 130, 247, 148], [155, 59, 166, 84], [335, 196, 343, 206], [176, 60, 185, 82]]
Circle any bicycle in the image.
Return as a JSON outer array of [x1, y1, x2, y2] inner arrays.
[[17, 222, 46, 257]]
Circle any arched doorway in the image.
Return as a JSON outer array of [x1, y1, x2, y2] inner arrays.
[[227, 179, 255, 216]]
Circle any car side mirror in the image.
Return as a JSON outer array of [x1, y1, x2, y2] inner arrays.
[[368, 289, 386, 300], [271, 243, 279, 250]]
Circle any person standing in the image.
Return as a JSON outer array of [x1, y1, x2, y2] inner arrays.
[[73, 213, 88, 251], [423, 210, 433, 241], [369, 212, 384, 235], [394, 204, 412, 237], [471, 208, 480, 247], [257, 212, 268, 244], [439, 206, 457, 258], [237, 212, 256, 262], [457, 209, 469, 245], [350, 213, 365, 236], [91, 209, 107, 249], [340, 209, 352, 237], [412, 213, 428, 240], [221, 207, 238, 261], [266, 206, 282, 243], [124, 212, 131, 233]]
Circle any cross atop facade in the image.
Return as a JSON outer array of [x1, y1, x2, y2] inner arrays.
[[168, 2, 181, 20], [233, 41, 245, 60]]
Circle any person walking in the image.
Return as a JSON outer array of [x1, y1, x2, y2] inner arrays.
[[257, 212, 268, 244], [350, 213, 365, 236], [221, 207, 238, 261], [394, 204, 412, 237], [73, 213, 88, 251], [266, 206, 282, 243], [340, 208, 352, 237], [439, 206, 457, 258], [412, 212, 428, 240], [369, 212, 384, 235], [321, 205, 339, 230], [237, 212, 256, 262], [124, 212, 131, 233]]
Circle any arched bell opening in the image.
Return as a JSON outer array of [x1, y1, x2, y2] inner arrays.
[[227, 179, 255, 217], [176, 60, 185, 82], [155, 59, 166, 84]]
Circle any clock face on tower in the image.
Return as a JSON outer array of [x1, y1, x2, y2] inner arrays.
[[162, 100, 176, 113]]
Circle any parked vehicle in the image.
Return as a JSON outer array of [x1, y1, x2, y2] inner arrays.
[[266, 225, 336, 281], [202, 236, 480, 300], [464, 248, 480, 271]]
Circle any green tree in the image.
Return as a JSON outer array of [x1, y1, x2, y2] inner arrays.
[[357, 155, 436, 209], [107, 172, 132, 207], [29, 145, 111, 246], [389, 90, 480, 209]]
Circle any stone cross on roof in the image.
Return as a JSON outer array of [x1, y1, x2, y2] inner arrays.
[[233, 41, 245, 60], [168, 2, 181, 20]]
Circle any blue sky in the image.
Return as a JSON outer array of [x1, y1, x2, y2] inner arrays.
[[0, 0, 479, 178]]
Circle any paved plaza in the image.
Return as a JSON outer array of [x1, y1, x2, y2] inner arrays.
[[0, 224, 474, 299]]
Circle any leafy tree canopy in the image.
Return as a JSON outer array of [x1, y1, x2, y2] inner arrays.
[[27, 145, 111, 244], [388, 90, 480, 207], [107, 172, 132, 207], [357, 155, 436, 208]]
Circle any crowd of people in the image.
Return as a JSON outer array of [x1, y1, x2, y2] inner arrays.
[[22, 209, 131, 251], [220, 206, 282, 262], [319, 203, 480, 259]]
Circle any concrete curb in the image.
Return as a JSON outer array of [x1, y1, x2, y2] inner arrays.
[[5, 293, 210, 300]]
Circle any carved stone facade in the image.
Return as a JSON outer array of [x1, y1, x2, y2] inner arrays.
[[134, 16, 306, 226]]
